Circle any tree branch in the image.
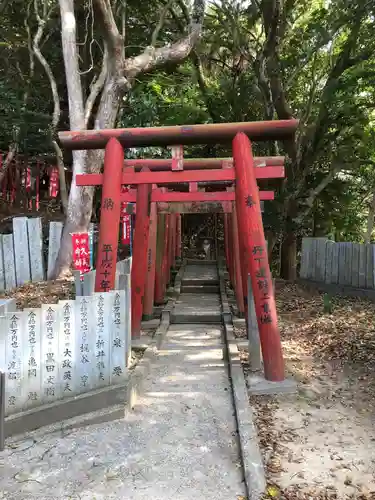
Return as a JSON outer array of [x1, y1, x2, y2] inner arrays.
[[84, 47, 109, 126], [152, 0, 175, 47], [295, 164, 342, 223], [92, 0, 122, 57], [33, 0, 60, 130], [124, 0, 205, 79]]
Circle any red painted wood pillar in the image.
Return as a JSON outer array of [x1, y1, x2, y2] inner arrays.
[[163, 214, 171, 291], [143, 186, 158, 319], [94, 138, 123, 292], [226, 214, 234, 287], [171, 214, 177, 268], [233, 132, 284, 381], [231, 204, 245, 316], [154, 212, 166, 304], [223, 214, 230, 276], [176, 214, 182, 262], [131, 169, 151, 337], [167, 214, 174, 277]]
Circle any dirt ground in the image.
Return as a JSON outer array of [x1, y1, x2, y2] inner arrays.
[[235, 282, 375, 499]]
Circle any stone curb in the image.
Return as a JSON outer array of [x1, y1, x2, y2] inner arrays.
[[218, 265, 266, 500], [2, 270, 184, 443]]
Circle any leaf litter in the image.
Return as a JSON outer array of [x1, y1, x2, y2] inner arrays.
[[234, 281, 375, 499]]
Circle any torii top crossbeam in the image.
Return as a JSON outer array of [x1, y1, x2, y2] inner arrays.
[[58, 120, 298, 150]]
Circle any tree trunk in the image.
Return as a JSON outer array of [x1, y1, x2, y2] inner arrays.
[[280, 231, 297, 280], [364, 192, 375, 244], [53, 0, 88, 277]]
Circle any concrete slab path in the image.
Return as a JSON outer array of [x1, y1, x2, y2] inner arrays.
[[0, 324, 246, 500]]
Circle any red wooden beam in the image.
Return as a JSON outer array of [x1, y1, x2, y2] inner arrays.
[[120, 190, 275, 203], [76, 166, 284, 187], [124, 156, 284, 171], [58, 120, 299, 150]]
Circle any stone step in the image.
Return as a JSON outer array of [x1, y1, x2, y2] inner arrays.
[[181, 285, 220, 294], [182, 278, 219, 287], [171, 313, 222, 324]]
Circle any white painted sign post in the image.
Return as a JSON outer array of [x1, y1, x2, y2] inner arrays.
[[47, 221, 63, 279], [2, 234, 16, 290], [27, 218, 44, 282], [13, 217, 31, 286]]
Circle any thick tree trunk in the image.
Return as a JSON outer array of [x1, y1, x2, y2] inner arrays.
[[280, 231, 297, 280], [53, 0, 89, 277]]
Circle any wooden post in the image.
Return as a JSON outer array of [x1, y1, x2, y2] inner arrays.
[[143, 188, 158, 319], [176, 214, 182, 262], [94, 138, 123, 292], [131, 170, 151, 337], [224, 214, 230, 277], [155, 213, 166, 304], [171, 214, 177, 269], [163, 215, 171, 291], [232, 132, 284, 381], [226, 214, 235, 287], [231, 204, 245, 316]]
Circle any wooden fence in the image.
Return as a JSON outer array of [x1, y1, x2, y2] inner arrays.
[[300, 238, 375, 288], [0, 277, 131, 417]]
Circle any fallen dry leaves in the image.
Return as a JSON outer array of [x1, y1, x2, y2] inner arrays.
[[0, 278, 74, 309], [234, 281, 375, 499]]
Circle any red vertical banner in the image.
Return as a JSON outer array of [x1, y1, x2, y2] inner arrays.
[[72, 232, 91, 279], [49, 166, 59, 198], [232, 132, 284, 382]]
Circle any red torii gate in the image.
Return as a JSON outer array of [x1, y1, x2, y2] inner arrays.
[[59, 120, 298, 382]]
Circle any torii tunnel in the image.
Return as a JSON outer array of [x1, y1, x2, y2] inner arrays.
[[59, 119, 298, 381]]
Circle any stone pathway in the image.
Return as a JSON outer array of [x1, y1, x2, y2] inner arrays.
[[0, 264, 245, 499]]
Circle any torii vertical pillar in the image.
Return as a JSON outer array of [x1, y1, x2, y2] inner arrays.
[[176, 214, 182, 263], [163, 215, 171, 291], [155, 213, 166, 304], [233, 132, 284, 381], [231, 204, 245, 316], [143, 187, 158, 319], [131, 170, 151, 337], [94, 138, 123, 292]]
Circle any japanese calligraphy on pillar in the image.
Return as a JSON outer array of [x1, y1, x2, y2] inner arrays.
[[252, 244, 272, 324], [72, 233, 90, 280], [75, 297, 95, 392], [5, 312, 26, 415], [41, 305, 60, 403], [100, 242, 114, 292], [59, 300, 76, 396], [110, 290, 127, 384], [24, 309, 42, 409], [94, 293, 111, 387]]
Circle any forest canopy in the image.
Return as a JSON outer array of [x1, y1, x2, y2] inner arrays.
[[0, 0, 374, 278]]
